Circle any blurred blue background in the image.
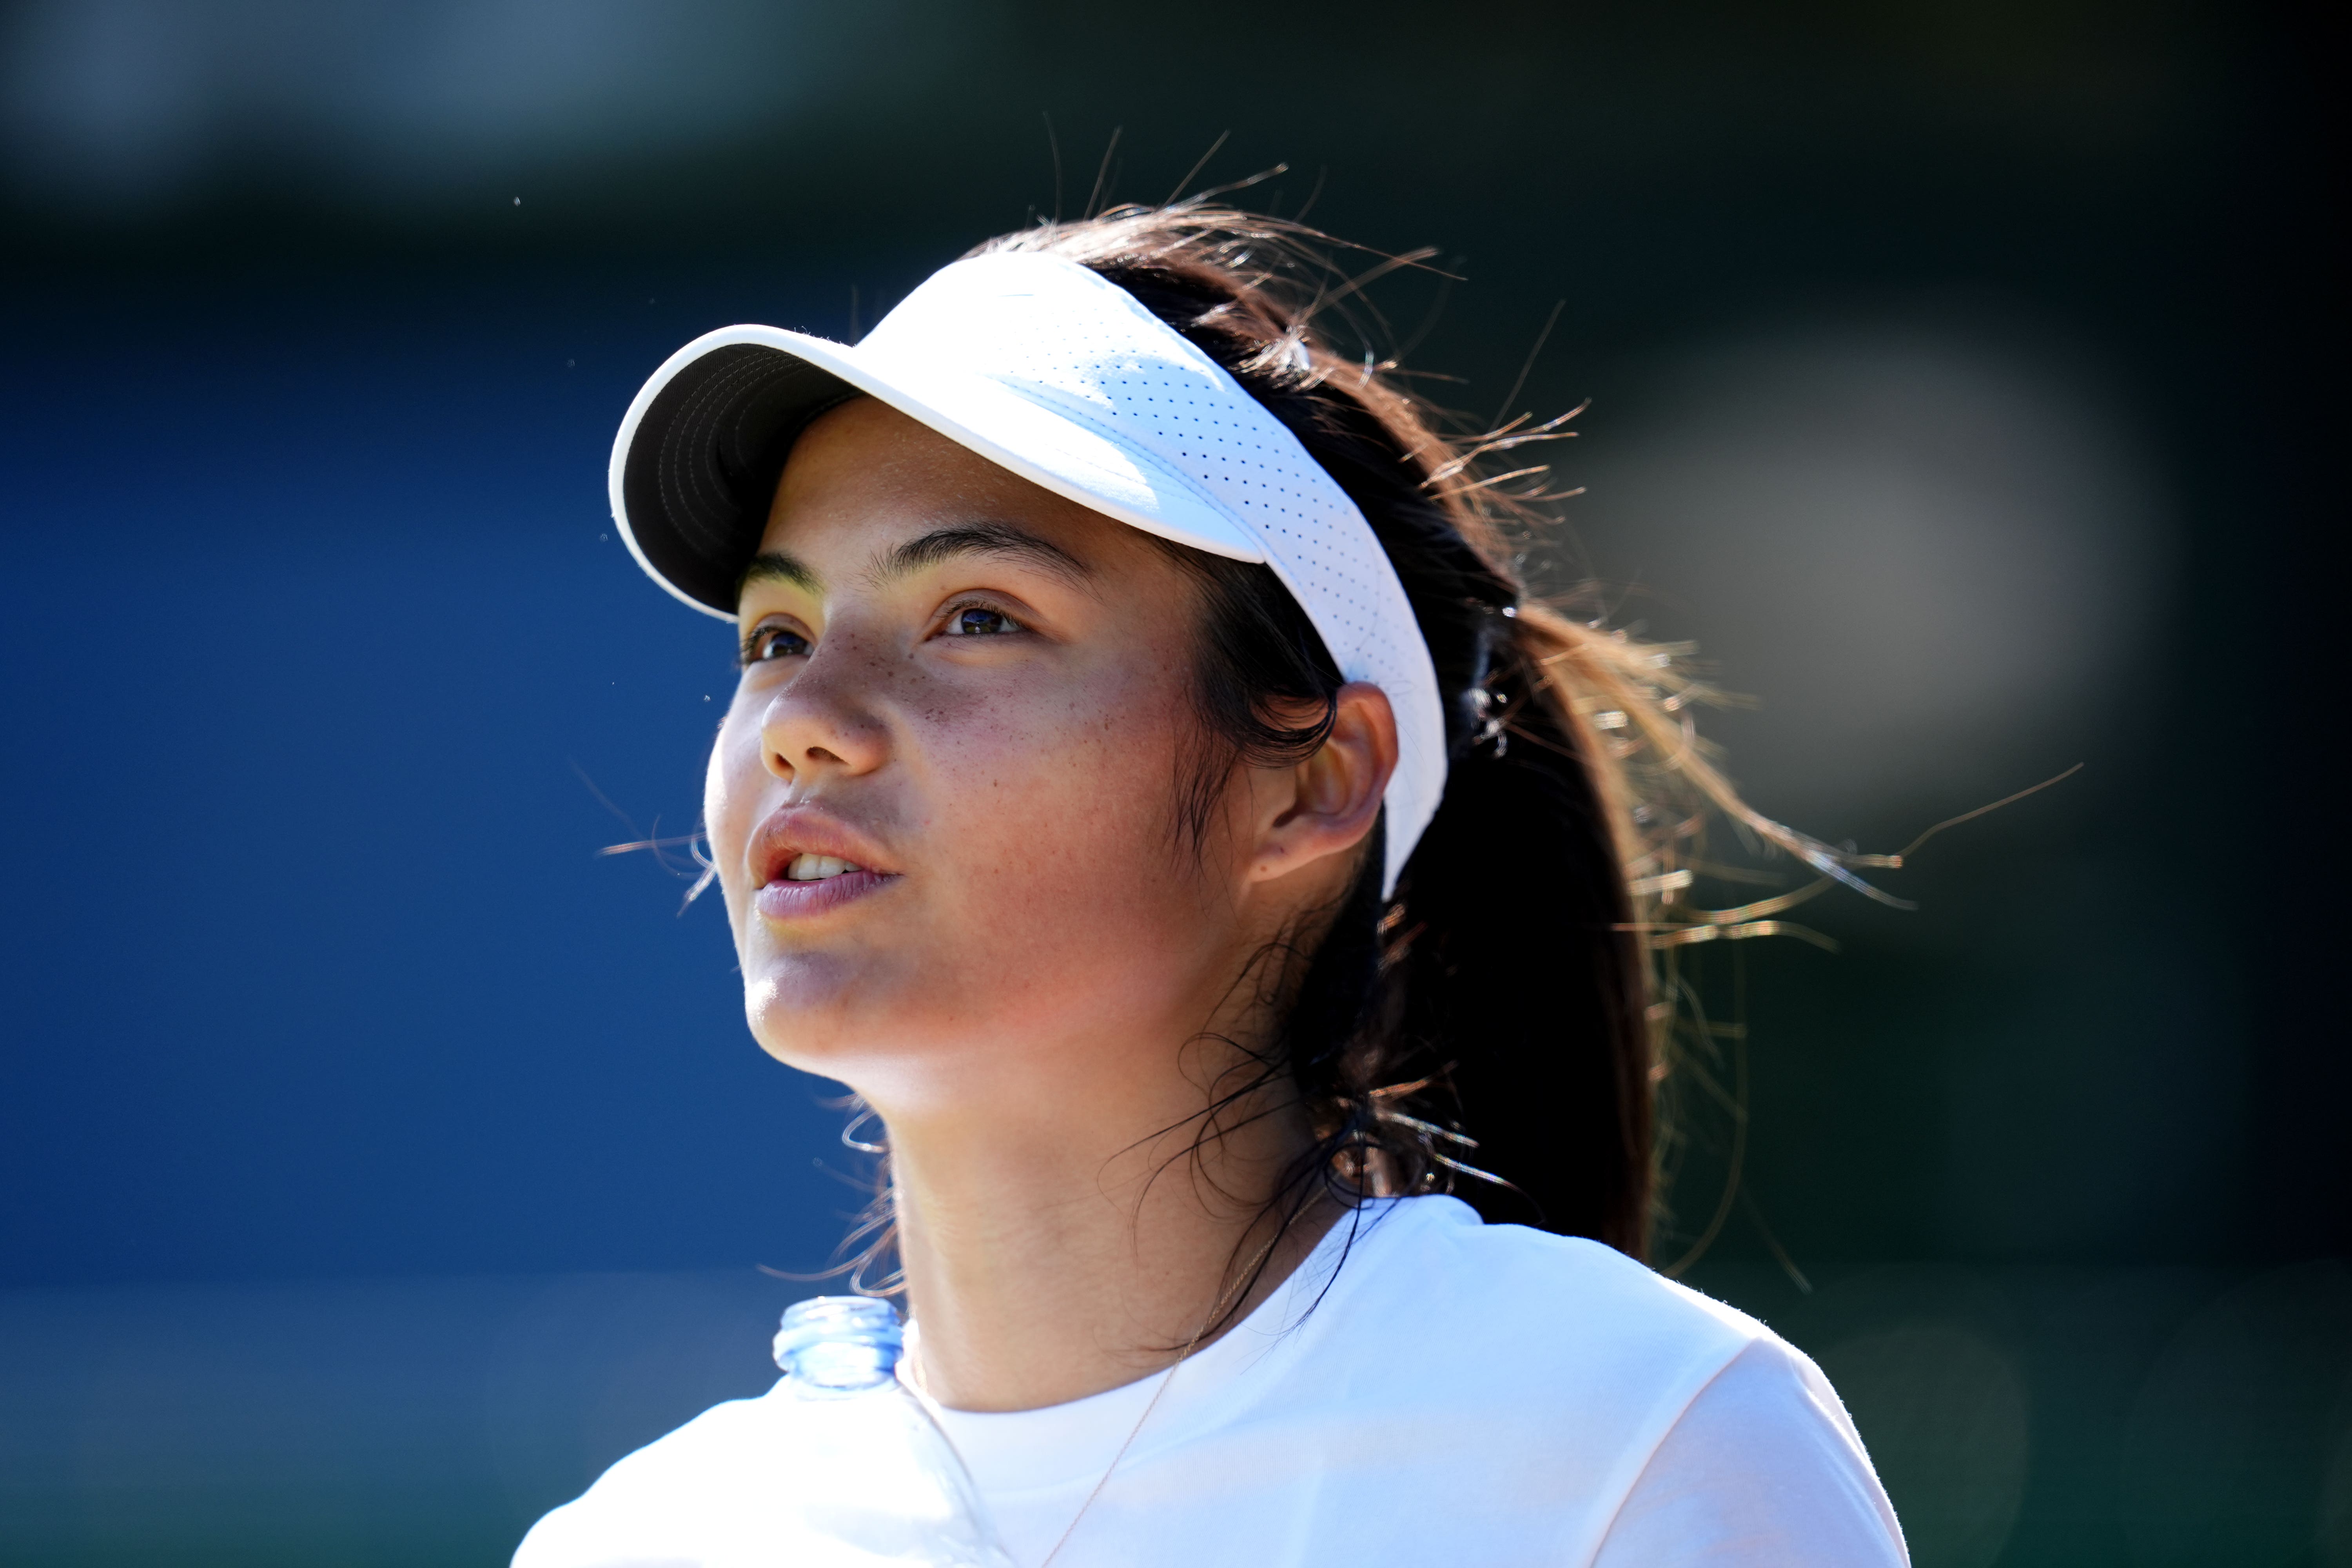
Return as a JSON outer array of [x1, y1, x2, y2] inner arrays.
[[0, 2, 2341, 1564]]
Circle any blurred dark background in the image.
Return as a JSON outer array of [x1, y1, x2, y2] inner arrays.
[[0, 2, 2341, 1564]]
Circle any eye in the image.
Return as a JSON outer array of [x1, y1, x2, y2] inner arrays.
[[742, 623, 811, 664], [942, 605, 1023, 637]]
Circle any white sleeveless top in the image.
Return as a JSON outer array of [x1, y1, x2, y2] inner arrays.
[[514, 1196, 1907, 1567]]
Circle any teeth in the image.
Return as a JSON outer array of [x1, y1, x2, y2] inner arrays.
[[785, 854, 864, 882]]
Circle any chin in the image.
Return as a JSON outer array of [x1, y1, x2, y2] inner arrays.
[[740, 958, 871, 1069], [738, 948, 1111, 1121], [737, 960, 961, 1103]]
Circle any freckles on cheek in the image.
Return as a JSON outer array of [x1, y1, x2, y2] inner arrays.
[[928, 673, 1182, 892]]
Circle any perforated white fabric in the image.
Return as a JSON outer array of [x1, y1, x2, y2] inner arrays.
[[610, 252, 1446, 893]]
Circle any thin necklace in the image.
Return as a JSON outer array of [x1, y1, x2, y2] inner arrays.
[[1035, 1230, 1282, 1568], [915, 1230, 1285, 1568]]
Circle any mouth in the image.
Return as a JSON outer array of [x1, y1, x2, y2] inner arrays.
[[751, 812, 900, 922], [779, 853, 869, 882]]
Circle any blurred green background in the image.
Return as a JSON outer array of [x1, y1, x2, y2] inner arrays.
[[0, 2, 2339, 1564]]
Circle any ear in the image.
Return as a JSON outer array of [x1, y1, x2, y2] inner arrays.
[[1242, 682, 1399, 887]]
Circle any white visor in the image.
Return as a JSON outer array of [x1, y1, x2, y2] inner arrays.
[[608, 250, 1446, 895]]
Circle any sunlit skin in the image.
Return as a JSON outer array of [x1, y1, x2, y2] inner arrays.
[[702, 397, 1401, 1412]]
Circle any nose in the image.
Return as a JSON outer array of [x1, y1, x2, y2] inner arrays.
[[757, 634, 893, 785]]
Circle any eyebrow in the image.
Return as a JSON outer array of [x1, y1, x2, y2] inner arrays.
[[739, 550, 822, 596], [737, 522, 1094, 608], [868, 523, 1094, 589]]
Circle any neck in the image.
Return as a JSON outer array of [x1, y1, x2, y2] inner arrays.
[[877, 1056, 1340, 1413]]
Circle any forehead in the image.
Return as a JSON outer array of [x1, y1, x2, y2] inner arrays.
[[759, 396, 1159, 572]]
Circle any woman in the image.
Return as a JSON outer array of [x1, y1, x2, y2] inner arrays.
[[517, 205, 1909, 1566]]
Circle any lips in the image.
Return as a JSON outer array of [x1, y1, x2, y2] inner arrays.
[[750, 807, 900, 922]]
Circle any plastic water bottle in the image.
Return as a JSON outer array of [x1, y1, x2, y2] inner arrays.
[[708, 1296, 1011, 1568]]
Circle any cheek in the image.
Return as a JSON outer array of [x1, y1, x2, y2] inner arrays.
[[702, 706, 764, 920], [915, 671, 1208, 958]]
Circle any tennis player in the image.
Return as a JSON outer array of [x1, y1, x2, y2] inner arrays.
[[516, 204, 1909, 1566]]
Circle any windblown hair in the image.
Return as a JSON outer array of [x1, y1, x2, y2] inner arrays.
[[827, 202, 1891, 1299]]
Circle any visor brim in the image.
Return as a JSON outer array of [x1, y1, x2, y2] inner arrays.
[[609, 325, 1272, 622]]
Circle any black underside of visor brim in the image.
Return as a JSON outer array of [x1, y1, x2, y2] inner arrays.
[[622, 343, 859, 615]]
